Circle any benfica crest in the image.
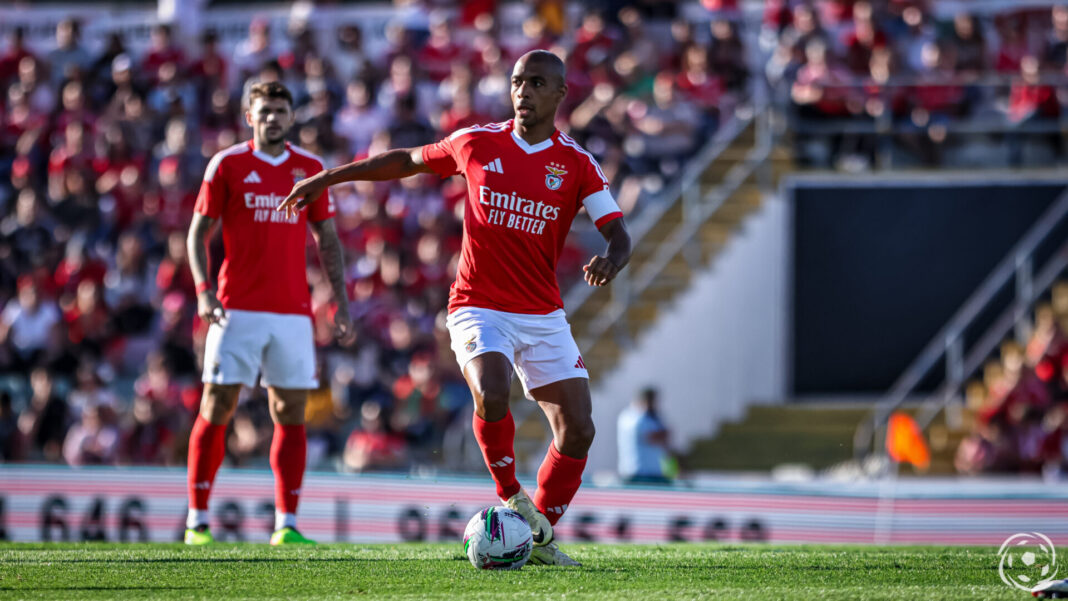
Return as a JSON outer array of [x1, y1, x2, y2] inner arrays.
[[292, 168, 306, 183], [545, 163, 567, 191]]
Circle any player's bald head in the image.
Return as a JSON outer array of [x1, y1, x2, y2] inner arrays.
[[514, 50, 566, 87]]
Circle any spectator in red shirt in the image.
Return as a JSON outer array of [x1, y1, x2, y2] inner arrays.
[[189, 29, 227, 100], [792, 38, 856, 118], [910, 41, 965, 118], [438, 87, 489, 133], [1007, 55, 1059, 123], [419, 13, 465, 83], [53, 236, 107, 300], [155, 231, 196, 300], [994, 14, 1029, 74], [63, 279, 112, 356], [1006, 55, 1061, 165], [676, 44, 725, 115], [572, 11, 618, 74], [142, 24, 185, 84], [343, 400, 407, 472], [0, 27, 33, 90], [143, 157, 195, 235], [843, 1, 888, 75], [121, 396, 175, 465]]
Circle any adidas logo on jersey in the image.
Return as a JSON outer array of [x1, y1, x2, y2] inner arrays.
[[482, 158, 504, 174], [490, 456, 514, 468], [244, 170, 262, 184], [574, 356, 586, 369]]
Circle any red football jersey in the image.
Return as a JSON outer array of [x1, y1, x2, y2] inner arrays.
[[194, 141, 334, 316], [422, 120, 622, 315]]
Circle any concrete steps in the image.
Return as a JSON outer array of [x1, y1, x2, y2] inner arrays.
[[511, 122, 796, 452]]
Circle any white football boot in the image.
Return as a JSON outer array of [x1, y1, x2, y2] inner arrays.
[[1033, 579, 1068, 598], [504, 489, 553, 546], [529, 541, 581, 566]]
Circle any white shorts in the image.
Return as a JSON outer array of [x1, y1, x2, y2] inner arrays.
[[445, 307, 588, 400], [201, 309, 317, 389]]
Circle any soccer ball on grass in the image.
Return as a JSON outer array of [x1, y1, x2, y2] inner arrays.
[[462, 506, 533, 570]]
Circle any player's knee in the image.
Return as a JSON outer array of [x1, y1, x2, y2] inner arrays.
[[271, 396, 305, 424], [201, 384, 240, 423], [561, 417, 596, 454], [474, 386, 510, 421]]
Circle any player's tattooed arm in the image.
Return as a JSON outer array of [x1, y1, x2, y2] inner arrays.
[[187, 212, 225, 324], [584, 218, 631, 287], [310, 217, 357, 346], [279, 148, 434, 216]]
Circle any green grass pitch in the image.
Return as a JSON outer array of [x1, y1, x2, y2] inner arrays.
[[0, 543, 1039, 600]]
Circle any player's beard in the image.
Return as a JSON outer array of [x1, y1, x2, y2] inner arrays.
[[263, 126, 287, 145]]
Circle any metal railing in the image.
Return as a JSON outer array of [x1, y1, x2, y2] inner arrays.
[[562, 110, 758, 317], [853, 188, 1068, 464], [573, 107, 774, 351]]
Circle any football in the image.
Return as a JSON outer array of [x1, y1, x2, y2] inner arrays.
[[462, 507, 534, 570]]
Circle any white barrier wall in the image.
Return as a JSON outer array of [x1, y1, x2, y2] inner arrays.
[[586, 194, 790, 475], [4, 466, 1068, 546]]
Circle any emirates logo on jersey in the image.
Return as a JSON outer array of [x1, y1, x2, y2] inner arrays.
[[292, 168, 306, 183], [545, 163, 567, 191], [478, 185, 561, 236]]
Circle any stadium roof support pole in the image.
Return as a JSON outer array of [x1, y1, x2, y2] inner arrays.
[[855, 189, 1068, 467]]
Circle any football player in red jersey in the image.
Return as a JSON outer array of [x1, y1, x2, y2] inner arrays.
[[184, 82, 356, 546], [281, 51, 631, 565]]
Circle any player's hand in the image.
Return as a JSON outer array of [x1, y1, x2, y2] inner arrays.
[[278, 173, 328, 219], [333, 306, 357, 347], [583, 255, 620, 287], [197, 290, 225, 325]]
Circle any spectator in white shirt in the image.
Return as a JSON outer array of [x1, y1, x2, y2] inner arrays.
[[617, 387, 673, 484]]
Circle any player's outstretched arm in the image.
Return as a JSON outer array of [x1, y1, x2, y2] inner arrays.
[[278, 148, 433, 217], [584, 218, 631, 287], [187, 212, 225, 324], [310, 217, 357, 347]]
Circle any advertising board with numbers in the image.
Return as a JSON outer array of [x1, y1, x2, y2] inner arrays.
[[3, 466, 1068, 545]]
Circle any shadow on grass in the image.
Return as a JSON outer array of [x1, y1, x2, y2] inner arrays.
[[0, 586, 197, 591], [8, 557, 450, 565]]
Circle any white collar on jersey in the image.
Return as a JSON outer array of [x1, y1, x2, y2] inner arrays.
[[251, 146, 291, 166], [510, 130, 554, 154]]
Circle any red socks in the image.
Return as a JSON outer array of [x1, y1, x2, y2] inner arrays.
[[473, 411, 588, 525], [270, 423, 307, 515], [472, 411, 521, 500], [187, 415, 227, 510], [534, 443, 587, 526]]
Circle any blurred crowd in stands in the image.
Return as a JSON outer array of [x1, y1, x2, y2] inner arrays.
[[766, 1, 1068, 168], [0, 1, 744, 471], [955, 281, 1068, 477]]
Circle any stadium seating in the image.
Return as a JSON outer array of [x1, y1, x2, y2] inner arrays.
[[768, 2, 1068, 169], [0, 3, 737, 471]]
